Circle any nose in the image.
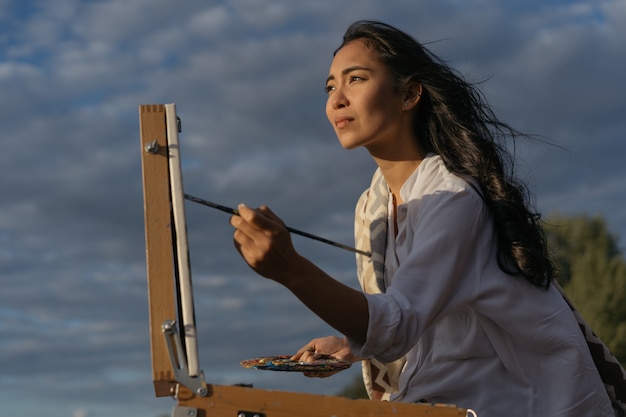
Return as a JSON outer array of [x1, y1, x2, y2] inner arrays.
[[329, 87, 349, 110]]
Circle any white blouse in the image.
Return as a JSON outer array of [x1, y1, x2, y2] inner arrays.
[[349, 154, 613, 416]]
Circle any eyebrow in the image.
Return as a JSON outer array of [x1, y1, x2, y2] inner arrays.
[[326, 65, 374, 84]]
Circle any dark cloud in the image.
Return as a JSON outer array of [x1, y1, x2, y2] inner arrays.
[[1, 1, 626, 416]]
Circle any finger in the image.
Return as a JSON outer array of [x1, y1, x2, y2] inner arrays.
[[237, 204, 265, 228], [294, 346, 315, 356], [256, 205, 285, 225], [232, 228, 254, 255], [230, 209, 259, 237], [230, 214, 254, 245], [304, 370, 337, 379], [292, 346, 319, 362], [238, 204, 284, 234], [230, 211, 267, 255]]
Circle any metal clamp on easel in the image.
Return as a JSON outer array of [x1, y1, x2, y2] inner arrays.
[[162, 320, 208, 398]]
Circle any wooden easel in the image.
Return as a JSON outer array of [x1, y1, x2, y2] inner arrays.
[[138, 104, 468, 417]]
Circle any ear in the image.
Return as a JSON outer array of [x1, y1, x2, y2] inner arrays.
[[402, 83, 423, 111]]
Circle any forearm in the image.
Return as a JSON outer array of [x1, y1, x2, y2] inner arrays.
[[229, 204, 369, 344], [276, 254, 369, 346]]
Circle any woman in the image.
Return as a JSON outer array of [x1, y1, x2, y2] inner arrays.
[[230, 20, 614, 416]]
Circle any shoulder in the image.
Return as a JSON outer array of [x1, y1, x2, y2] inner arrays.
[[404, 154, 483, 209]]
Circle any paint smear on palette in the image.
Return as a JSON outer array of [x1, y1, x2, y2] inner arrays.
[[240, 355, 351, 372]]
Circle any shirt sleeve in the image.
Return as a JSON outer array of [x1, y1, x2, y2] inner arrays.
[[351, 184, 493, 362]]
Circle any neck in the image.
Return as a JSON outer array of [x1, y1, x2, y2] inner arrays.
[[368, 136, 426, 203], [363, 125, 426, 202], [374, 158, 423, 204]]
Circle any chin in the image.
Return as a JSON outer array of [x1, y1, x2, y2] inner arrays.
[[336, 135, 362, 150], [337, 141, 360, 150]]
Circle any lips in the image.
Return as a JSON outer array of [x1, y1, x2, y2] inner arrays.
[[334, 117, 354, 129]]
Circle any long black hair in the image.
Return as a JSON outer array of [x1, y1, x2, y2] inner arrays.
[[340, 20, 553, 288]]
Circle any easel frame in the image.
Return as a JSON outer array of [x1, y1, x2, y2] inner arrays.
[[138, 103, 467, 417]]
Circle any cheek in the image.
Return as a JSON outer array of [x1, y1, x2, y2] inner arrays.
[[369, 92, 402, 123], [325, 99, 333, 125]]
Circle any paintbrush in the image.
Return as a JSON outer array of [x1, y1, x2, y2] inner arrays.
[[184, 193, 371, 257]]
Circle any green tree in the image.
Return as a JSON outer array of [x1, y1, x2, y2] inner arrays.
[[544, 213, 626, 363]]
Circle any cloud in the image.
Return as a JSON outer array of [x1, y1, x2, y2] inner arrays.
[[1, 0, 626, 416]]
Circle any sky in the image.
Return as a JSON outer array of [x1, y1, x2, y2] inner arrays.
[[1, 0, 625, 416]]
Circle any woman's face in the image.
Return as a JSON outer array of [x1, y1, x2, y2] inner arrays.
[[325, 39, 408, 152]]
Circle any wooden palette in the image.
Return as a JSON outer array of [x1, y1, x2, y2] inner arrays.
[[240, 355, 351, 372]]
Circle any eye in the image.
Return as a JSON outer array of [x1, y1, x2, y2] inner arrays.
[[349, 75, 364, 83], [324, 84, 335, 94]]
